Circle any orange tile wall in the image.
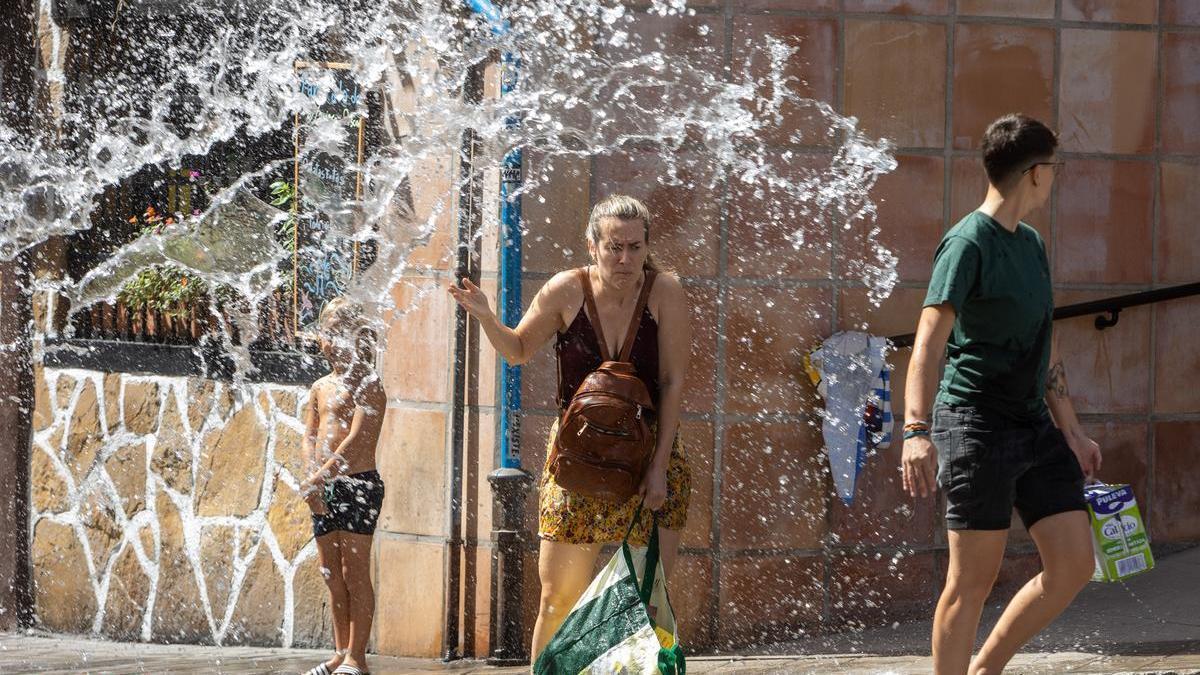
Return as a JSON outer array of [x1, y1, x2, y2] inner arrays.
[[503, 0, 1200, 652]]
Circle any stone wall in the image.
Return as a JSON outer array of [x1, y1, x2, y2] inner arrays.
[[29, 366, 328, 647]]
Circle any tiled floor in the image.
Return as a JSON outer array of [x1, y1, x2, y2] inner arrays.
[[5, 546, 1198, 674], [1, 633, 1199, 674]]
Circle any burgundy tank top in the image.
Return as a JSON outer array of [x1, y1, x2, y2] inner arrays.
[[555, 293, 660, 412]]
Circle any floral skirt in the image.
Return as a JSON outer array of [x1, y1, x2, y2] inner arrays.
[[538, 419, 692, 545]]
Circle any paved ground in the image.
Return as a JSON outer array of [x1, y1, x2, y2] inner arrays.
[[3, 546, 1198, 674]]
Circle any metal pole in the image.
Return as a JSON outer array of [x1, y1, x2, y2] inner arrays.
[[459, 0, 535, 664], [0, 0, 41, 631], [444, 55, 487, 668]]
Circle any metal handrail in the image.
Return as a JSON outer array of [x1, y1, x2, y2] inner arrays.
[[888, 282, 1200, 348]]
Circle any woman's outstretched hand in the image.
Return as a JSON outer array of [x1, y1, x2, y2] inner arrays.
[[448, 278, 494, 321]]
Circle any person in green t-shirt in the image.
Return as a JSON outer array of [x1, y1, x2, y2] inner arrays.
[[901, 114, 1103, 675]]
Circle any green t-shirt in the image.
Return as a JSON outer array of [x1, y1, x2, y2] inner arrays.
[[924, 211, 1053, 420]]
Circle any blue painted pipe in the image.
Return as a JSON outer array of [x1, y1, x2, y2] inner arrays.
[[465, 0, 523, 470], [463, 0, 509, 35]]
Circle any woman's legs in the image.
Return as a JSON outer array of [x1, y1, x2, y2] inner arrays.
[[339, 531, 377, 671], [315, 533, 349, 670], [933, 528, 1007, 675], [530, 540, 603, 661], [970, 510, 1094, 675]]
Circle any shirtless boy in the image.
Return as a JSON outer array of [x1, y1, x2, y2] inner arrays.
[[300, 298, 387, 675]]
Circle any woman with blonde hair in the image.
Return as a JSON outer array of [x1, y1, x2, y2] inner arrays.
[[448, 194, 693, 659]]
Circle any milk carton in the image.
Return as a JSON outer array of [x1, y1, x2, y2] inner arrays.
[[1085, 483, 1154, 583]]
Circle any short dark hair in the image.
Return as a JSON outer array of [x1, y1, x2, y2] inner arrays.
[[981, 114, 1058, 186]]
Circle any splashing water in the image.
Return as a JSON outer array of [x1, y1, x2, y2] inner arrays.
[[2, 0, 896, 374]]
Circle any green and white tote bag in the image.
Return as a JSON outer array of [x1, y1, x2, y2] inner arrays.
[[533, 507, 684, 675]]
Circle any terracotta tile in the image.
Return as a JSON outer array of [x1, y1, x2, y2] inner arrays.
[[1059, 29, 1157, 154], [830, 551, 937, 629], [1052, 290, 1151, 415], [724, 286, 833, 415], [405, 154, 458, 271], [1062, 0, 1157, 23], [377, 407, 448, 537], [1083, 421, 1149, 505], [731, 17, 839, 147], [1151, 422, 1200, 542], [838, 286, 927, 338], [684, 283, 718, 414], [592, 151, 720, 278], [1163, 33, 1200, 154], [670, 554, 715, 650], [734, 0, 836, 10], [1164, 1, 1200, 25], [950, 157, 1052, 247], [614, 11, 724, 67], [1159, 163, 1200, 283], [1054, 160, 1154, 284], [952, 24, 1055, 150], [838, 155, 944, 283], [1154, 297, 1200, 414], [845, 0, 950, 13], [374, 538, 445, 657], [845, 20, 947, 148], [718, 554, 824, 648], [958, 0, 1055, 19], [729, 151, 836, 280], [680, 420, 715, 550], [595, 13, 725, 142], [721, 421, 828, 551], [522, 154, 592, 274], [383, 277, 452, 403]]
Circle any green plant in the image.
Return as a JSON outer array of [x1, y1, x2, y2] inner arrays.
[[116, 201, 236, 317], [269, 180, 298, 251]]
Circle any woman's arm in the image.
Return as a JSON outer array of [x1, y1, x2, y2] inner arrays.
[[901, 304, 956, 498], [448, 271, 575, 365], [641, 275, 690, 510], [1044, 328, 1101, 479]]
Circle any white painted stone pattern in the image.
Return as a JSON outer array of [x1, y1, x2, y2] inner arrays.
[[29, 367, 330, 648]]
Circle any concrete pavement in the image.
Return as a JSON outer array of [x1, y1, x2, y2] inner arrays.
[[2, 546, 1197, 674]]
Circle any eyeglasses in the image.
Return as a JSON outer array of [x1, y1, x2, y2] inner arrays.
[[1022, 161, 1065, 175]]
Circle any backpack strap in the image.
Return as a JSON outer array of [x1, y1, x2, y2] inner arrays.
[[578, 267, 612, 362], [617, 270, 657, 362]]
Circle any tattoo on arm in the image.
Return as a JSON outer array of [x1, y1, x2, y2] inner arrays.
[[1046, 360, 1069, 399]]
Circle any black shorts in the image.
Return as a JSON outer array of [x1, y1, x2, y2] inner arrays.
[[312, 470, 385, 538], [932, 404, 1086, 531]]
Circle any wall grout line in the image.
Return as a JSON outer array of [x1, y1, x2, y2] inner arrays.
[[706, 0, 735, 647]]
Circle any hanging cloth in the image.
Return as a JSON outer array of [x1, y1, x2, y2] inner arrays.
[[806, 331, 891, 505]]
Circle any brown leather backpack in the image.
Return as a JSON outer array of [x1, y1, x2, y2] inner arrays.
[[550, 267, 658, 503]]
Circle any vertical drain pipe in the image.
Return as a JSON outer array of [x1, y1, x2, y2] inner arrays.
[[462, 0, 535, 665], [445, 51, 487, 665]]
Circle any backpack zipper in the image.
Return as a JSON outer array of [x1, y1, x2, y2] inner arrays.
[[577, 420, 634, 438]]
